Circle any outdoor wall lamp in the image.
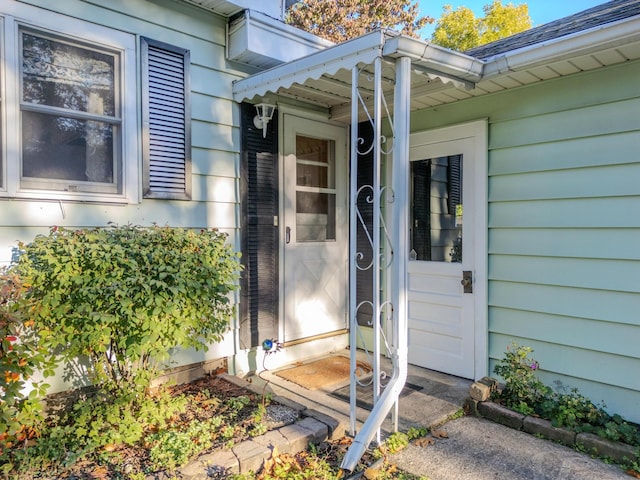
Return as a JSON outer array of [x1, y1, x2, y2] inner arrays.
[[253, 102, 276, 138]]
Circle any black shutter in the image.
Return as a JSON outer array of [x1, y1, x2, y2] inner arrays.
[[412, 160, 431, 261], [356, 121, 374, 327], [447, 155, 462, 215], [240, 103, 278, 349]]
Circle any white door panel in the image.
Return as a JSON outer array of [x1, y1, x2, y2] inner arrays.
[[282, 115, 348, 342], [407, 131, 477, 379]]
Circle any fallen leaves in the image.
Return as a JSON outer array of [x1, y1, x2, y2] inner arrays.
[[411, 428, 448, 448]]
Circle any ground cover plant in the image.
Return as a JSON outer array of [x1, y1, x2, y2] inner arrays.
[[492, 342, 640, 473], [2, 373, 427, 479], [2, 375, 282, 478]]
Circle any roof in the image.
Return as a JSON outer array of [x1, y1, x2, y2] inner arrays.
[[233, 0, 640, 122], [466, 0, 640, 59]]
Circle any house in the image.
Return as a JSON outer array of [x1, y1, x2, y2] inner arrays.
[[1, 0, 638, 444]]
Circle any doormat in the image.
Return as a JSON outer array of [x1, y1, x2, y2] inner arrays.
[[275, 356, 371, 391], [329, 382, 423, 411]]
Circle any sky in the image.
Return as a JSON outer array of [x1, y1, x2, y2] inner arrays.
[[417, 0, 607, 38]]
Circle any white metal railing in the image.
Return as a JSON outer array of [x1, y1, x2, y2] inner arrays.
[[342, 56, 411, 472]]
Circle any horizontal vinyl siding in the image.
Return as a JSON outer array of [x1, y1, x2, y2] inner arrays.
[[487, 66, 640, 421], [2, 0, 254, 387], [412, 59, 640, 422]]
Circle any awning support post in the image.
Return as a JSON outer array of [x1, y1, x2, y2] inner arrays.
[[342, 55, 411, 472]]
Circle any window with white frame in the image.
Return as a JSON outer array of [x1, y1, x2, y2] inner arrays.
[[20, 29, 121, 194], [0, 7, 192, 202]]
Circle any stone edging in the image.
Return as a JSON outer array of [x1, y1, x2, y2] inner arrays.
[[465, 377, 639, 465], [148, 374, 347, 480]]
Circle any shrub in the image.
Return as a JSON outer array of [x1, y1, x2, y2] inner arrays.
[[12, 224, 241, 396], [0, 270, 55, 462], [492, 342, 550, 415], [493, 342, 640, 448]]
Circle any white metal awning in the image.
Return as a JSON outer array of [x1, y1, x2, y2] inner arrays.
[[233, 30, 484, 122], [232, 17, 640, 122]]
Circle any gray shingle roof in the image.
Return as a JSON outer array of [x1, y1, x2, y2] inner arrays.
[[464, 0, 640, 59]]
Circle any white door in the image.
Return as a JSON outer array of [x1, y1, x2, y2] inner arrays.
[[282, 115, 348, 342], [407, 122, 487, 379]]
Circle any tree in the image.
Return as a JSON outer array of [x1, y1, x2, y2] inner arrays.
[[286, 0, 432, 44], [432, 0, 531, 51]]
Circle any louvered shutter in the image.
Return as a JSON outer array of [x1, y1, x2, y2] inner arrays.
[[447, 155, 462, 215], [239, 103, 278, 349], [141, 38, 191, 199], [356, 121, 374, 327], [411, 159, 432, 261]]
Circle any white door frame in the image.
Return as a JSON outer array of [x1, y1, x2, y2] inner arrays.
[[278, 112, 349, 344], [408, 120, 488, 380]]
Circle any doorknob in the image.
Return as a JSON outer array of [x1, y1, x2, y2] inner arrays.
[[285, 226, 291, 244], [461, 270, 473, 293]]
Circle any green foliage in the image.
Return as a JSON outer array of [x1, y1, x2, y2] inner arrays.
[[148, 415, 223, 471], [2, 385, 187, 476], [494, 343, 640, 448], [480, 0, 531, 44], [0, 270, 55, 461], [286, 0, 432, 44], [431, 0, 531, 51], [493, 342, 550, 415], [406, 426, 428, 440], [385, 431, 409, 454], [13, 224, 241, 395]]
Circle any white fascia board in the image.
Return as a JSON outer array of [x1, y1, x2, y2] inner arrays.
[[383, 35, 484, 84], [233, 30, 386, 102], [181, 0, 283, 19], [483, 16, 640, 77], [228, 10, 333, 67]]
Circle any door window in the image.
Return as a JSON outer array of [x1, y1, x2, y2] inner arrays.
[[295, 135, 336, 242], [410, 155, 463, 262]]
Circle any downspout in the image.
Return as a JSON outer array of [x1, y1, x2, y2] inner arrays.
[[341, 55, 411, 473]]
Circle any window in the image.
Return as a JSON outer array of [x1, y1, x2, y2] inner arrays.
[[20, 30, 121, 194], [141, 38, 191, 200], [410, 155, 463, 262], [295, 135, 336, 242], [0, 6, 138, 202]]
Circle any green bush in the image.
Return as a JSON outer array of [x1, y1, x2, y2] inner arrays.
[[0, 270, 55, 460], [12, 224, 241, 395], [493, 342, 640, 448], [492, 342, 550, 415]]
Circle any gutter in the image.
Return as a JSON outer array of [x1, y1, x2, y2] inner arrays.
[[383, 34, 484, 86], [341, 354, 408, 472], [482, 15, 640, 77]]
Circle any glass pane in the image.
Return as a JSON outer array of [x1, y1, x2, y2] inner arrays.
[[410, 155, 463, 262], [296, 192, 336, 242], [296, 135, 334, 188], [22, 32, 115, 116], [22, 111, 114, 183]]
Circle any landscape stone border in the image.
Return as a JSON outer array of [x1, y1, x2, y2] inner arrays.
[[465, 377, 639, 465], [147, 374, 348, 480]]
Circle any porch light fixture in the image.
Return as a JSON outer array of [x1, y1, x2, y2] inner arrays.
[[253, 102, 276, 138]]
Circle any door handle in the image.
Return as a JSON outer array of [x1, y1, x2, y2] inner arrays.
[[285, 226, 291, 244], [461, 270, 473, 293]]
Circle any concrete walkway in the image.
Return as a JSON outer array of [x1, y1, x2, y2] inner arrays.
[[173, 354, 633, 479]]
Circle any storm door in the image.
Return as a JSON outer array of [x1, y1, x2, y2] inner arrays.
[[282, 115, 348, 342]]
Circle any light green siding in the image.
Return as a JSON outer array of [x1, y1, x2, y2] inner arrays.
[[0, 0, 254, 387], [411, 59, 640, 423]]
